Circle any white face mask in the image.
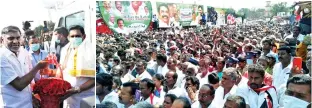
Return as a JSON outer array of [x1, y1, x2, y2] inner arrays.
[[283, 95, 309, 108], [304, 8, 310, 13]]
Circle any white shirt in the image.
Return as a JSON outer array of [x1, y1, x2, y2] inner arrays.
[[213, 85, 238, 108], [141, 94, 162, 105], [0, 47, 33, 108], [277, 84, 287, 108], [284, 34, 305, 42], [196, 72, 210, 88], [43, 41, 50, 52], [236, 85, 279, 108], [114, 27, 129, 35], [121, 72, 135, 84], [147, 60, 157, 73], [157, 64, 169, 77], [136, 70, 152, 80], [167, 86, 188, 98], [237, 77, 248, 88], [272, 62, 292, 90], [191, 100, 218, 108]]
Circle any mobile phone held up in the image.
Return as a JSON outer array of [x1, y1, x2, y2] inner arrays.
[[293, 57, 302, 71]]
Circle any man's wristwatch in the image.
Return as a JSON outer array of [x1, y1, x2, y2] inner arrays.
[[74, 87, 81, 93]]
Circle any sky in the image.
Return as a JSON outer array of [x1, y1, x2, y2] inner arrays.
[[0, 0, 300, 31]]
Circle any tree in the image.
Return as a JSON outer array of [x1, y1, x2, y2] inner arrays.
[[270, 2, 289, 17]]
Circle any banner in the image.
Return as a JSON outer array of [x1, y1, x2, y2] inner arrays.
[[156, 2, 203, 27], [98, 1, 152, 34]]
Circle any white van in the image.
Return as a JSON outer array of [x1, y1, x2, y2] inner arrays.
[[49, 0, 95, 107], [51, 0, 96, 53]]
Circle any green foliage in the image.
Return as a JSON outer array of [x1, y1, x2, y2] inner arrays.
[[270, 2, 289, 17], [34, 25, 44, 38]]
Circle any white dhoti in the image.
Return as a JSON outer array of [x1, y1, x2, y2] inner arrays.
[[59, 40, 95, 108]]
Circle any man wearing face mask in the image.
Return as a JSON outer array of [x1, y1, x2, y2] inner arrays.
[[59, 25, 95, 108], [236, 64, 279, 108], [280, 74, 311, 108], [53, 27, 69, 63], [29, 36, 49, 81]]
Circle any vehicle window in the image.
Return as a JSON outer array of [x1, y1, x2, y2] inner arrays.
[[65, 11, 85, 30], [58, 17, 65, 27]]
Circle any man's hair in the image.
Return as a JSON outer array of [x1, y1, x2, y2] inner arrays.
[[1, 26, 21, 35], [287, 74, 311, 91], [24, 30, 35, 37], [247, 64, 265, 78], [175, 96, 191, 108], [278, 46, 291, 54], [262, 39, 273, 46], [293, 26, 301, 32], [208, 73, 219, 85], [165, 94, 177, 102], [186, 76, 200, 90], [223, 67, 238, 81], [133, 101, 153, 108], [136, 59, 147, 69], [156, 53, 167, 63], [96, 73, 113, 91], [69, 25, 85, 35], [122, 82, 139, 96], [157, 4, 168, 13], [96, 101, 117, 108], [117, 18, 124, 23], [113, 76, 122, 88], [140, 78, 155, 92], [172, 71, 178, 80], [54, 27, 69, 37], [198, 5, 203, 10], [202, 84, 215, 96], [226, 95, 246, 108]]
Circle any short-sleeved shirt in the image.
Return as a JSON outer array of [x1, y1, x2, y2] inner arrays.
[[0, 47, 33, 108]]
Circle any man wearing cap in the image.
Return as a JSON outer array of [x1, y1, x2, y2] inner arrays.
[[225, 57, 238, 68]]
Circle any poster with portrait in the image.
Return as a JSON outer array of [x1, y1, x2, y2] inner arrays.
[[98, 1, 152, 34], [156, 2, 203, 27]]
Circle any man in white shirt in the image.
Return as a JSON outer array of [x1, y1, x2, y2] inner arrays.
[[157, 4, 170, 27], [185, 76, 200, 104], [213, 67, 238, 108], [165, 71, 188, 98], [133, 60, 152, 82], [114, 1, 124, 17], [96, 73, 122, 107], [284, 26, 305, 42], [281, 74, 311, 108], [114, 19, 129, 35], [59, 25, 95, 108], [0, 26, 49, 108], [236, 64, 279, 108], [272, 46, 293, 90], [223, 95, 247, 108], [139, 78, 162, 106], [108, 15, 115, 26], [156, 53, 169, 77], [192, 84, 217, 108]]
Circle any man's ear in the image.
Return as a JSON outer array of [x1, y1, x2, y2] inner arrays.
[[82, 34, 86, 40]]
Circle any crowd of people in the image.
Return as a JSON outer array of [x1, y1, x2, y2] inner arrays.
[[96, 21, 311, 108]]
